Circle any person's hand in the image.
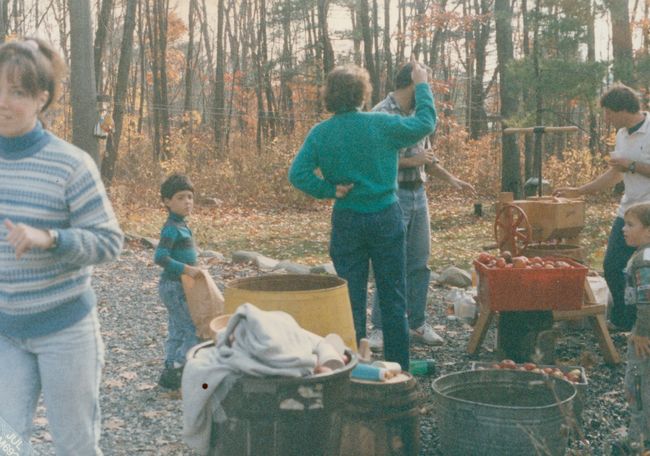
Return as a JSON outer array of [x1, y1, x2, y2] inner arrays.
[[608, 157, 634, 173], [630, 334, 650, 359], [410, 56, 428, 85], [336, 183, 354, 198], [450, 178, 477, 197], [553, 187, 582, 198], [4, 219, 53, 259], [183, 265, 203, 278], [413, 148, 436, 166]]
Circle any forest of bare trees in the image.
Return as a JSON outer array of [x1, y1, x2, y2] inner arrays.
[[0, 0, 647, 197]]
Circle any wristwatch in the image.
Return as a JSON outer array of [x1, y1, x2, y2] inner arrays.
[[47, 229, 59, 249], [628, 161, 637, 173]]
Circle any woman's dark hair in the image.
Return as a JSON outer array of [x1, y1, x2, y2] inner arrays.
[[161, 174, 194, 200], [626, 202, 650, 228], [322, 65, 372, 113], [600, 84, 641, 113], [394, 63, 414, 89], [0, 37, 66, 112]]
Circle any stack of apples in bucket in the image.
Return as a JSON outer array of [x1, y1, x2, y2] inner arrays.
[[479, 359, 584, 384]]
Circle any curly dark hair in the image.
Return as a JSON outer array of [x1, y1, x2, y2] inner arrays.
[[600, 84, 641, 113], [160, 174, 194, 200], [323, 65, 372, 113]]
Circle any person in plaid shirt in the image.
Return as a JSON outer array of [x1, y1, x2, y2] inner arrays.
[[618, 202, 650, 451], [367, 62, 475, 352]]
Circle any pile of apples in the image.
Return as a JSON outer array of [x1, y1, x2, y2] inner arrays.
[[479, 359, 584, 384], [476, 251, 574, 269]]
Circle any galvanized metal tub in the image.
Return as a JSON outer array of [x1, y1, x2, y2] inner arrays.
[[433, 369, 576, 456]]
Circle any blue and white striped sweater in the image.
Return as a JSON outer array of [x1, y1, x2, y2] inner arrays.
[[0, 122, 123, 338]]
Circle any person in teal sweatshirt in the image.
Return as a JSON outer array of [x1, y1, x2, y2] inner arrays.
[[288, 61, 436, 370]]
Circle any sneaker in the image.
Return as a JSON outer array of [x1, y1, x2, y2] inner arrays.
[[158, 366, 183, 390], [367, 329, 384, 352], [410, 323, 443, 346]]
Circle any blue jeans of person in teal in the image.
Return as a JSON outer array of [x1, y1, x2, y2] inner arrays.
[[159, 279, 198, 368], [371, 186, 431, 331], [0, 308, 104, 455], [330, 202, 410, 370], [605, 217, 637, 330]]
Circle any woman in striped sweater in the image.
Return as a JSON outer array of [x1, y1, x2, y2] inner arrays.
[[0, 38, 123, 455]]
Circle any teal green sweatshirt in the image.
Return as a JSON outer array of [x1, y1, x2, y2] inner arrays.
[[289, 83, 436, 213]]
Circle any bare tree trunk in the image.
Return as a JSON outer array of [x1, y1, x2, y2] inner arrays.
[[259, 0, 276, 140], [587, 0, 599, 155], [396, 0, 405, 63], [213, 0, 225, 155], [383, 0, 392, 92], [468, 0, 490, 139], [0, 0, 9, 41], [93, 0, 113, 94], [359, 0, 378, 105], [280, 0, 294, 133], [101, 0, 138, 185], [183, 0, 196, 116], [372, 0, 382, 94], [495, 0, 521, 197], [429, 0, 448, 70], [69, 0, 99, 162], [349, 5, 361, 65], [137, 0, 145, 133], [145, 0, 162, 160], [317, 0, 334, 75], [607, 0, 635, 84]]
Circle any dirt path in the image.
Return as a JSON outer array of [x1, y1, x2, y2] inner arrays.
[[28, 242, 628, 455]]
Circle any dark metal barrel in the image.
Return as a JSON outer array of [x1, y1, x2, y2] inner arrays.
[[188, 342, 357, 456]]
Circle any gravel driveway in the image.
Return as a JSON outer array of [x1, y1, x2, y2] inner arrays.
[[28, 242, 629, 455]]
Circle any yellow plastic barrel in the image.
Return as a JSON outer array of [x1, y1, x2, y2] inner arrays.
[[224, 274, 357, 350]]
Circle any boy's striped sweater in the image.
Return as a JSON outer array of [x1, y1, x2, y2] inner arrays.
[[0, 122, 124, 338], [154, 212, 197, 281]]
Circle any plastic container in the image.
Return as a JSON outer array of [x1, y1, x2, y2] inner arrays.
[[474, 257, 588, 311], [351, 364, 387, 381], [224, 274, 357, 350], [408, 359, 436, 376]]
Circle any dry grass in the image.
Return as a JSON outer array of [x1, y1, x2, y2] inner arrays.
[[115, 190, 618, 273]]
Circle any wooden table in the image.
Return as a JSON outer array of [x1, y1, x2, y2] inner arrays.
[[466, 278, 620, 365]]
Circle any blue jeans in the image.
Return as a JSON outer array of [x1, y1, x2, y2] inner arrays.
[[625, 342, 650, 443], [604, 217, 636, 329], [371, 186, 431, 330], [330, 202, 410, 369], [0, 308, 104, 455], [159, 278, 199, 368]]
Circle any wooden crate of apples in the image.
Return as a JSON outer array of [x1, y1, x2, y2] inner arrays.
[[473, 252, 588, 312]]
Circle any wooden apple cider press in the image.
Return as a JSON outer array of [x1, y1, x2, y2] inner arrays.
[[467, 125, 620, 365], [496, 126, 585, 258]]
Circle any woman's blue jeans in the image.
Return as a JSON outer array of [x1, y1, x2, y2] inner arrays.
[[330, 202, 410, 369], [371, 186, 431, 330], [0, 308, 104, 455]]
